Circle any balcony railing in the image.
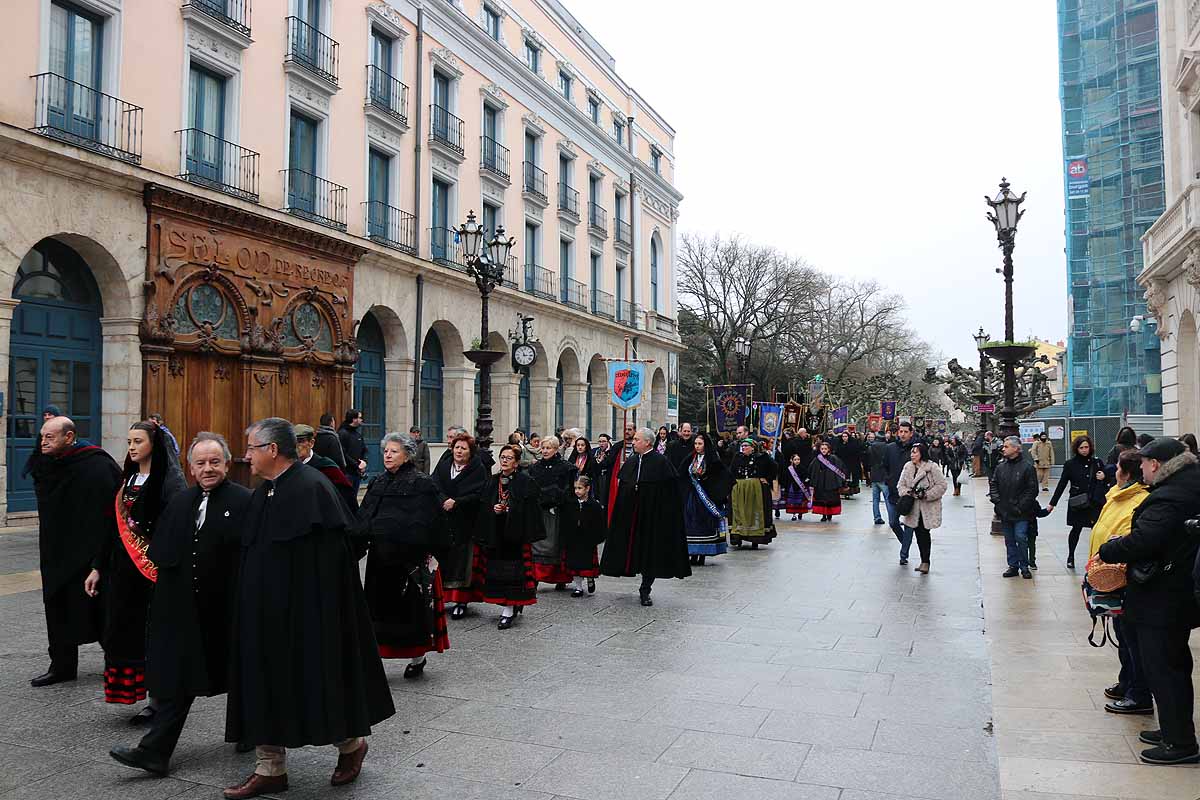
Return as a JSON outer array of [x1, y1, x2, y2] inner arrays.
[[524, 263, 557, 300], [430, 104, 465, 155], [31, 73, 143, 164], [615, 218, 632, 246], [365, 202, 416, 253], [282, 168, 347, 231], [523, 161, 547, 200], [480, 136, 510, 179], [591, 289, 615, 319], [182, 0, 251, 37], [562, 277, 587, 310], [430, 227, 468, 271], [501, 257, 519, 288], [286, 16, 339, 86], [558, 183, 579, 216], [177, 129, 259, 202], [589, 202, 608, 232], [365, 65, 408, 125], [617, 299, 637, 328]]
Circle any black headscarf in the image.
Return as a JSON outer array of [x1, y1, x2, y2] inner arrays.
[[122, 420, 184, 528]]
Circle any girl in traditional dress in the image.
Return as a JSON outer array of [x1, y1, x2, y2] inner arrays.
[[86, 421, 185, 719], [807, 440, 848, 522], [681, 433, 733, 564], [431, 433, 488, 620], [358, 432, 449, 678], [655, 426, 671, 455], [477, 445, 545, 629], [779, 452, 811, 521], [729, 439, 777, 548], [559, 476, 606, 596], [528, 435, 577, 589]]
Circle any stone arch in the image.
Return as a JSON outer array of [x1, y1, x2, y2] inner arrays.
[[426, 319, 467, 369], [5, 232, 137, 319], [1179, 311, 1198, 434], [586, 353, 610, 439], [555, 345, 582, 385], [363, 304, 408, 357], [651, 367, 668, 428]]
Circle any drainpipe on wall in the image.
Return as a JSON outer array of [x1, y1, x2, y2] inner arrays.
[[627, 114, 636, 330], [412, 7, 425, 254], [413, 274, 423, 428]]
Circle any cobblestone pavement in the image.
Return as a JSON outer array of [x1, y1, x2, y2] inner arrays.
[[0, 482, 1191, 799]]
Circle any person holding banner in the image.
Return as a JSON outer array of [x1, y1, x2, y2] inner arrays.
[[729, 439, 778, 548], [807, 440, 848, 522], [680, 433, 734, 565]]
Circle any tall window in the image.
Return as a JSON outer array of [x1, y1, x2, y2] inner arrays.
[[559, 154, 571, 189], [588, 96, 600, 125], [558, 70, 572, 101], [613, 119, 624, 145], [185, 65, 226, 183], [367, 149, 390, 237], [555, 364, 564, 430], [483, 104, 499, 171], [590, 251, 601, 311], [615, 191, 624, 225], [524, 131, 537, 167], [650, 237, 660, 313], [524, 40, 540, 73], [588, 175, 599, 207], [482, 203, 498, 239], [288, 111, 318, 213], [431, 178, 450, 259], [524, 221, 538, 292], [420, 330, 444, 440], [483, 5, 501, 40], [651, 149, 661, 174], [48, 2, 103, 139], [560, 238, 570, 302], [369, 27, 394, 107], [615, 263, 624, 310]]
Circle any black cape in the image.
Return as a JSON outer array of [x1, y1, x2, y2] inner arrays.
[[559, 497, 606, 571], [225, 462, 394, 747], [808, 454, 848, 505], [145, 480, 250, 698], [601, 449, 692, 579], [431, 456, 488, 586]]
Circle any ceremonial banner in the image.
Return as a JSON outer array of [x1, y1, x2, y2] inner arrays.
[[757, 403, 784, 440], [867, 413, 882, 433], [783, 401, 804, 431], [607, 361, 647, 410], [712, 385, 750, 431], [807, 377, 825, 405], [934, 419, 948, 436], [831, 405, 849, 431], [667, 352, 679, 412], [880, 400, 897, 421], [913, 415, 925, 431]]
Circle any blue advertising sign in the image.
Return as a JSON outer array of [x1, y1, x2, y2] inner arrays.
[[607, 361, 647, 411]]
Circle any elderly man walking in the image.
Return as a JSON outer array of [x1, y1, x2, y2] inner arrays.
[[989, 436, 1039, 579]]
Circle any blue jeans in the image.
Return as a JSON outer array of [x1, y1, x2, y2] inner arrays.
[[871, 482, 888, 522], [898, 524, 914, 560], [885, 492, 903, 541], [1001, 519, 1030, 570]]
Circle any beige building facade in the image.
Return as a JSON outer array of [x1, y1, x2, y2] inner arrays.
[[0, 0, 682, 521]]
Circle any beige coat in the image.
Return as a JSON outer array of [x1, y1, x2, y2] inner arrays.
[[896, 460, 948, 529], [1030, 439, 1054, 468]]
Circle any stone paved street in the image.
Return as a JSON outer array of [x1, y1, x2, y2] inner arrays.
[[1, 481, 1197, 800]]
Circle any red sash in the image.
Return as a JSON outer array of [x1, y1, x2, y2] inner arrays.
[[606, 448, 626, 526], [115, 488, 157, 583]]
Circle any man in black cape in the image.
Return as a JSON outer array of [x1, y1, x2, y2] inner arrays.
[[30, 416, 121, 687], [109, 432, 251, 775], [601, 426, 691, 606], [223, 418, 394, 799]]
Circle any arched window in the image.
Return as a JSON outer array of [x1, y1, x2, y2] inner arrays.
[[420, 330, 444, 440], [14, 239, 101, 308], [650, 236, 660, 314], [518, 367, 531, 433], [280, 300, 333, 350], [171, 283, 241, 340], [555, 363, 564, 431]]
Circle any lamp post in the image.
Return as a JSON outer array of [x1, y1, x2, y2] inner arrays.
[[733, 335, 752, 383], [457, 209, 515, 455], [984, 178, 1027, 438], [973, 326, 992, 433]]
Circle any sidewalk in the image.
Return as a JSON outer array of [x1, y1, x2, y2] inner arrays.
[[973, 477, 1200, 799]]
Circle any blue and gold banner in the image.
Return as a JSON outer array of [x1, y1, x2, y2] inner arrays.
[[880, 400, 897, 421], [757, 402, 784, 439], [712, 385, 750, 431]]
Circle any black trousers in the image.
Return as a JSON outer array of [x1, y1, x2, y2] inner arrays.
[[43, 576, 101, 674], [138, 695, 195, 760], [913, 527, 932, 564], [639, 575, 654, 595], [1136, 623, 1196, 748]]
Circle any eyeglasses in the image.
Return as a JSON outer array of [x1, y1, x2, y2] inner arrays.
[[245, 442, 273, 454]]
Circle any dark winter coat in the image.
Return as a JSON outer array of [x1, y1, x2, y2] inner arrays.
[[601, 449, 692, 579], [566, 449, 601, 495], [431, 456, 488, 549], [666, 436, 697, 471], [528, 454, 577, 510], [867, 440, 889, 483], [314, 426, 346, 469], [807, 453, 848, 505], [225, 461, 394, 748], [559, 497, 606, 571], [730, 451, 777, 482], [145, 480, 251, 699], [307, 453, 358, 513], [476, 470, 546, 548], [1050, 453, 1109, 528], [337, 424, 368, 474], [1099, 452, 1200, 629], [885, 439, 914, 495], [989, 454, 1039, 522]]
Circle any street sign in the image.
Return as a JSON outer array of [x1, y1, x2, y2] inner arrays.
[[970, 403, 996, 413]]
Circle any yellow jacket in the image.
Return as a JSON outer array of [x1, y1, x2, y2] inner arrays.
[[1087, 481, 1150, 560]]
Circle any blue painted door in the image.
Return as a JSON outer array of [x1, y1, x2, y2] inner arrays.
[[353, 313, 385, 478], [7, 240, 103, 512]]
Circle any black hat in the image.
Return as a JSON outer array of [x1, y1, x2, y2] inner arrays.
[[1138, 436, 1186, 463]]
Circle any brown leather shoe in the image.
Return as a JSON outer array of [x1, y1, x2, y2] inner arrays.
[[331, 741, 368, 786], [223, 773, 288, 799]]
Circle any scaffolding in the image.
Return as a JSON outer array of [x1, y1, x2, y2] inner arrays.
[[1057, 0, 1164, 416]]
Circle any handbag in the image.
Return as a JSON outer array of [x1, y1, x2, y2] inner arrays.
[[1081, 576, 1124, 648], [1067, 493, 1092, 511], [896, 494, 916, 516]]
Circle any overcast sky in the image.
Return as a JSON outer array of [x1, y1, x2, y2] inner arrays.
[[571, 0, 1069, 367]]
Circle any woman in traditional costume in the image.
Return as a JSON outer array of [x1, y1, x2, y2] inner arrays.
[[568, 435, 601, 497], [655, 426, 671, 456], [680, 433, 734, 564], [779, 451, 811, 521], [807, 440, 848, 522], [431, 433, 488, 620], [357, 432, 449, 679], [528, 435, 577, 589], [86, 420, 185, 719], [729, 439, 777, 548], [477, 445, 545, 629], [558, 476, 606, 595]]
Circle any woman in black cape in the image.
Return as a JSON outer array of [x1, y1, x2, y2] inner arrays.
[[807, 440, 848, 522], [680, 433, 734, 565], [476, 445, 545, 629], [1048, 434, 1109, 569], [431, 432, 488, 620], [528, 435, 577, 588]]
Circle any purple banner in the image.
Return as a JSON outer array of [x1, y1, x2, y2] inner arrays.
[[880, 400, 896, 421], [712, 385, 750, 432]]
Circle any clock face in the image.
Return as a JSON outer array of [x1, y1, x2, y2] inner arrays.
[[514, 343, 536, 366]]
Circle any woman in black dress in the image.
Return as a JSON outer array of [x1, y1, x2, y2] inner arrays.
[[807, 440, 848, 522], [729, 439, 777, 548], [85, 420, 185, 719], [1048, 434, 1109, 569], [432, 433, 488, 620], [680, 433, 734, 564], [477, 445, 545, 629], [528, 435, 577, 589]]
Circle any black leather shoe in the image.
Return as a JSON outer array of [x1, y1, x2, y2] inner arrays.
[[30, 670, 76, 688], [1139, 729, 1163, 745], [639, 593, 653, 607], [1104, 684, 1126, 700], [899, 558, 908, 566], [403, 658, 427, 679], [1066, 558, 1075, 570], [129, 706, 157, 727], [571, 589, 584, 598], [498, 615, 515, 630], [1021, 569, 1033, 579], [110, 745, 168, 776], [450, 604, 467, 620], [587, 578, 596, 594], [1140, 743, 1200, 765], [1002, 567, 1020, 578]]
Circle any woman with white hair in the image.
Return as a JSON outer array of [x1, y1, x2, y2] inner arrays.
[[529, 434, 578, 589]]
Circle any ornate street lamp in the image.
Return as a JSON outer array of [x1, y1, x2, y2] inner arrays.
[[983, 178, 1029, 437], [973, 327, 993, 434], [457, 210, 515, 455], [733, 335, 752, 383]]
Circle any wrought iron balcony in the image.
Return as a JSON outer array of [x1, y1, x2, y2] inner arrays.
[[558, 183, 580, 216], [430, 227, 468, 271], [286, 16, 339, 86], [31, 73, 143, 164], [365, 65, 408, 125], [524, 263, 557, 300], [480, 136, 510, 180], [182, 0, 251, 37], [589, 202, 608, 233], [523, 161, 548, 200], [562, 277, 587, 310], [177, 129, 259, 202], [615, 218, 632, 246], [591, 289, 615, 319], [282, 169, 347, 231], [501, 256, 519, 288], [430, 104, 465, 155], [617, 299, 638, 328], [365, 202, 416, 253]]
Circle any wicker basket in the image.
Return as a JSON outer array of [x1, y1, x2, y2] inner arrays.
[[1086, 554, 1127, 592]]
